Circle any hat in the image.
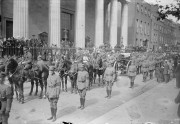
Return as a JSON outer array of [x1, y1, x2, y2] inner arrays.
[[38, 55, 42, 59], [49, 66, 55, 71], [0, 59, 4, 65], [0, 72, 6, 78], [23, 47, 28, 51], [78, 63, 84, 68]]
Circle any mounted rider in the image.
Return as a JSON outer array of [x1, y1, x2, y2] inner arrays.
[[37, 55, 49, 98], [21, 46, 33, 81]]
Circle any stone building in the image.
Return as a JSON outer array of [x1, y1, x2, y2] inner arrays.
[[0, 0, 129, 49]]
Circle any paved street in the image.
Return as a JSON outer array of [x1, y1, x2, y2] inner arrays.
[[8, 73, 179, 124]]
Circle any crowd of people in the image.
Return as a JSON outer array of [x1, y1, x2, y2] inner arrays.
[[0, 42, 180, 123]]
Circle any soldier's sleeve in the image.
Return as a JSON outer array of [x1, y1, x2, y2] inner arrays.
[[175, 91, 180, 104], [112, 68, 116, 82], [56, 75, 61, 94], [5, 86, 13, 112], [85, 72, 89, 88]]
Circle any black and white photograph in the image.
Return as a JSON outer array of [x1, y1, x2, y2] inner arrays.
[[0, 0, 180, 124]]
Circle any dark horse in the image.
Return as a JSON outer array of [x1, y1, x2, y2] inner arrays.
[[93, 58, 106, 87], [57, 58, 72, 92], [6, 58, 43, 103]]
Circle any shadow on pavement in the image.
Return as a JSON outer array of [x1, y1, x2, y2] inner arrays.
[[57, 106, 77, 118], [24, 95, 40, 103], [27, 119, 43, 124], [86, 98, 98, 107], [111, 91, 120, 97]]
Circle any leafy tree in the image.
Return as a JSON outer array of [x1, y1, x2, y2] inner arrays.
[[157, 0, 180, 20]]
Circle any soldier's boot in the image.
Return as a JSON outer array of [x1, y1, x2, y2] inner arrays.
[[52, 108, 57, 122], [131, 82, 134, 89], [81, 98, 85, 110], [108, 90, 111, 99], [105, 89, 109, 98], [47, 108, 53, 120], [78, 98, 82, 109]]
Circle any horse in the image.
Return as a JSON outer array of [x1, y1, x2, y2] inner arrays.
[[6, 58, 43, 103], [57, 58, 72, 92], [93, 58, 106, 87]]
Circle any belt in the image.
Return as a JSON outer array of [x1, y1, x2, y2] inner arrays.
[[0, 97, 7, 101]]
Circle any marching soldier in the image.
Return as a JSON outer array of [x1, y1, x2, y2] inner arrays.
[[149, 58, 155, 80], [127, 60, 137, 88], [77, 63, 89, 110], [142, 60, 149, 82], [46, 66, 61, 122], [0, 73, 13, 124], [104, 60, 116, 99]]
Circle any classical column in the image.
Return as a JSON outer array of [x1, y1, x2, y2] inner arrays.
[[75, 0, 85, 48], [121, 2, 128, 48], [13, 0, 29, 39], [95, 0, 104, 47], [117, 2, 122, 46], [109, 0, 118, 49], [49, 0, 61, 47]]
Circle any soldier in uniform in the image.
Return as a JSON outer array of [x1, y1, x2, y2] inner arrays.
[[46, 66, 61, 122], [0, 73, 13, 124], [77, 63, 89, 110], [37, 55, 49, 98], [104, 59, 116, 99], [22, 47, 33, 81], [149, 57, 155, 80], [142, 60, 148, 82], [127, 60, 137, 88]]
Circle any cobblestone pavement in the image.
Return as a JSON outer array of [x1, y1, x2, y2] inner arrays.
[[9, 73, 164, 124]]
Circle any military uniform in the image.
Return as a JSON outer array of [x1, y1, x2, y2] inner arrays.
[[149, 59, 155, 80], [104, 61, 116, 99], [142, 60, 149, 82], [127, 61, 137, 88], [77, 63, 89, 110], [23, 49, 33, 70], [0, 73, 13, 124], [37, 56, 49, 98], [46, 66, 61, 122]]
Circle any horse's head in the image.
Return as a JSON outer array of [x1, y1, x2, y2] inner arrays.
[[6, 58, 18, 74]]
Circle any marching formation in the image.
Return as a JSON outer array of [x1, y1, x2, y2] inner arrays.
[[0, 44, 179, 123]]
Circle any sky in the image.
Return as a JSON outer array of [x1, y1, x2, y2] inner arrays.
[[144, 0, 180, 23]]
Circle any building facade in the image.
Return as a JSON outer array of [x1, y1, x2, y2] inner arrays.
[[0, 0, 130, 49], [0, 0, 179, 50]]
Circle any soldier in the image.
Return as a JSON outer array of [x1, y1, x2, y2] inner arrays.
[[104, 60, 116, 99], [142, 60, 148, 82], [0, 73, 13, 124], [37, 55, 49, 98], [163, 60, 170, 83], [77, 63, 89, 110], [46, 66, 61, 122], [22, 47, 33, 81], [149, 58, 155, 80], [127, 60, 137, 88]]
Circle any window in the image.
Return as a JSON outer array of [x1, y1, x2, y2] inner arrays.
[[145, 7, 147, 15], [137, 3, 140, 12], [144, 22, 146, 35], [141, 5, 143, 13], [141, 21, 143, 34], [136, 19, 139, 33]]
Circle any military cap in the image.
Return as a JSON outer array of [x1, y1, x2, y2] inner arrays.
[[0, 59, 4, 65], [38, 55, 42, 59], [78, 63, 84, 68], [49, 66, 55, 71], [0, 72, 6, 78]]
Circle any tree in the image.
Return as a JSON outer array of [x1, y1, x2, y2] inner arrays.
[[157, 0, 180, 21]]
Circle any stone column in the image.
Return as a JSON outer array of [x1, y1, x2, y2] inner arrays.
[[13, 0, 29, 39], [109, 0, 118, 49], [121, 2, 128, 48], [95, 0, 104, 47], [75, 0, 85, 48], [49, 0, 61, 47]]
